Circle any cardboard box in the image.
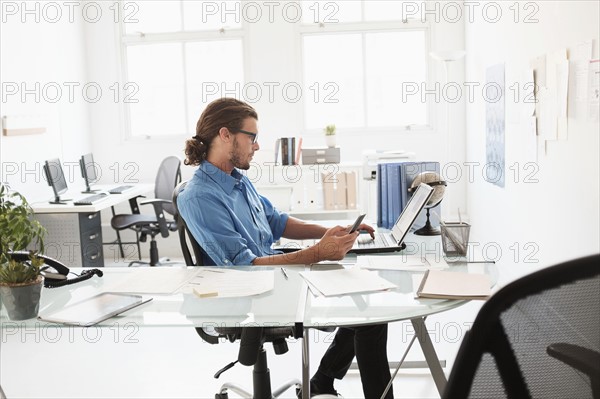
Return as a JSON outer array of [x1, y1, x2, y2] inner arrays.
[[302, 147, 340, 164]]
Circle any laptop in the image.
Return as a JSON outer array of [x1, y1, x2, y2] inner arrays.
[[349, 182, 434, 254]]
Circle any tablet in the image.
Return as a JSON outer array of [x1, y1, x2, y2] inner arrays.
[[38, 292, 152, 327]]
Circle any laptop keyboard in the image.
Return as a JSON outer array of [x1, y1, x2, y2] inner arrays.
[[108, 185, 133, 194], [74, 193, 108, 205], [356, 233, 392, 248]]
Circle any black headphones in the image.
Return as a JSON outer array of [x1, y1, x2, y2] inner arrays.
[[7, 251, 103, 288]]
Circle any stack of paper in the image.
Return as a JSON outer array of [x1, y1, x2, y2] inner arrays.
[[181, 269, 274, 298], [416, 270, 491, 300], [300, 267, 397, 297], [106, 267, 274, 298], [356, 255, 449, 272]]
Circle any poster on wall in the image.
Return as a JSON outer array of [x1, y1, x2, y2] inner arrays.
[[485, 63, 506, 188], [589, 59, 599, 123]]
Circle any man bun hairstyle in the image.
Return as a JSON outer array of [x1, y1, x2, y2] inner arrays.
[[184, 98, 258, 166]]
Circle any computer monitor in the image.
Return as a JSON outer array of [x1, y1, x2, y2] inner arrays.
[[43, 158, 69, 204], [79, 153, 99, 193]]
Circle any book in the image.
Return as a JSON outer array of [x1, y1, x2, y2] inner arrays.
[[322, 172, 335, 210], [334, 171, 347, 209], [379, 163, 389, 228], [280, 137, 296, 165], [346, 171, 357, 209], [377, 164, 384, 227], [274, 138, 281, 164], [416, 270, 491, 300], [388, 164, 400, 228], [295, 137, 303, 165]]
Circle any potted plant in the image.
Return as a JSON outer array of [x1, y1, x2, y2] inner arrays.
[[324, 124, 336, 148], [0, 184, 46, 320]]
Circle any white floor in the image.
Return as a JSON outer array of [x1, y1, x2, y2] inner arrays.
[[1, 251, 483, 399], [1, 325, 446, 399]]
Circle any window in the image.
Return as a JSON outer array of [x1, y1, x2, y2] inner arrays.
[[300, 1, 430, 131], [119, 0, 245, 138]]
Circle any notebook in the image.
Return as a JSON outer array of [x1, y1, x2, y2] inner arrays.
[[416, 270, 491, 300], [349, 183, 434, 254], [38, 293, 152, 326]]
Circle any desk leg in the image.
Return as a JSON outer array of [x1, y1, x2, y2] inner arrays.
[[302, 327, 310, 399], [411, 317, 447, 396]]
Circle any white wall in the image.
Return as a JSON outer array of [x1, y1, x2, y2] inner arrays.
[[82, 1, 467, 218], [464, 1, 600, 277], [3, 1, 598, 267], [1, 7, 91, 200]]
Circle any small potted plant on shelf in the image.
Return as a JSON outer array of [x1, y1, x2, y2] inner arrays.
[[324, 124, 336, 148], [0, 184, 47, 320]]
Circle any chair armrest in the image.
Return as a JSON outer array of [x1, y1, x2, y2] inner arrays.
[[128, 195, 145, 214], [139, 199, 173, 237], [547, 343, 600, 380]]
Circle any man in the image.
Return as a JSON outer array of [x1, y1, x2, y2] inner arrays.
[[178, 98, 393, 399]]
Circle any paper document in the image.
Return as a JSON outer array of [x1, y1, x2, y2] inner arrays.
[[180, 269, 274, 298], [416, 270, 491, 300], [356, 255, 448, 271], [300, 267, 396, 297], [106, 267, 200, 294]]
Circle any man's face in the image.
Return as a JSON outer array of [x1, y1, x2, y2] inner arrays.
[[230, 117, 259, 170]]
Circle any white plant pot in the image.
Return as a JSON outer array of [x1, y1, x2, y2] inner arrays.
[[325, 135, 336, 148]]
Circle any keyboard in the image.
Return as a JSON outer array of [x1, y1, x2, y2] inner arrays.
[[108, 185, 133, 194], [356, 233, 393, 249], [73, 193, 108, 206]]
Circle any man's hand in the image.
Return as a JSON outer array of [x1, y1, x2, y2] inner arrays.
[[354, 223, 376, 239], [314, 225, 359, 261]]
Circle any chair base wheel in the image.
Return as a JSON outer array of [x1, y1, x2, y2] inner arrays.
[[215, 393, 228, 399]]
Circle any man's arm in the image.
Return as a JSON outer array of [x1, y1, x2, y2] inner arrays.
[[281, 216, 328, 240], [253, 225, 358, 265]]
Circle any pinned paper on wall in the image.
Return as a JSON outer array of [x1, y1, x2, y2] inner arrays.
[[589, 60, 599, 123], [544, 49, 568, 142], [556, 59, 569, 140], [485, 63, 506, 188], [568, 40, 593, 119]]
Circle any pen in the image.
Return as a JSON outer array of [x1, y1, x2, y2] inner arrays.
[[280, 267, 289, 280]]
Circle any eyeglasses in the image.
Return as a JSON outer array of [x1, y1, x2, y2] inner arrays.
[[232, 129, 259, 144]]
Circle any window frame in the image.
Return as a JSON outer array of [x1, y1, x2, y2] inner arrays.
[[116, 4, 247, 141], [298, 18, 434, 135]]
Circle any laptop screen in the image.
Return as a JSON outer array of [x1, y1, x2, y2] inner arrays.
[[390, 183, 434, 243]]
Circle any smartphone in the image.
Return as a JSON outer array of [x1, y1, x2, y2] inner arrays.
[[347, 214, 366, 233]]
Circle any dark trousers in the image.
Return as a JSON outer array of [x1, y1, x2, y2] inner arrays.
[[317, 324, 393, 399]]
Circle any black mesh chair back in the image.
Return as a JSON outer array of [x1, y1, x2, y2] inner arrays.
[[444, 254, 600, 399], [172, 180, 300, 399]]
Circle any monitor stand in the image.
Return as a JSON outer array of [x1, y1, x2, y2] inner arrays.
[[82, 183, 99, 194], [49, 196, 70, 205]]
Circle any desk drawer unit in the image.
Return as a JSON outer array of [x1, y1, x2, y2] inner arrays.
[[33, 212, 105, 267]]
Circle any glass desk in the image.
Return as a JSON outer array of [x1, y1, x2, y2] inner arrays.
[[0, 266, 305, 329], [301, 261, 498, 397], [1, 262, 497, 399]]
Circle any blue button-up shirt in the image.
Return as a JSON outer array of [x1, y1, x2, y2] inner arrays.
[[177, 162, 289, 266]]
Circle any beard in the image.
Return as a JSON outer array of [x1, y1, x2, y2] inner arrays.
[[230, 136, 251, 170]]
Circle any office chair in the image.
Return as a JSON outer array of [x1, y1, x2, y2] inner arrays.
[[173, 181, 301, 399], [443, 254, 600, 399], [111, 156, 181, 266]]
